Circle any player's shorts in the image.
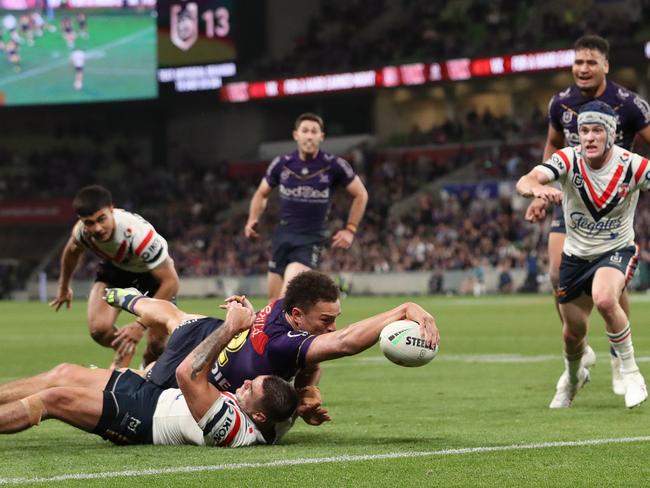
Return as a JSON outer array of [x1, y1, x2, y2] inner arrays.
[[146, 316, 224, 389], [93, 370, 163, 445], [95, 261, 167, 299], [550, 206, 565, 233], [269, 232, 326, 275], [74, 66, 83, 72], [557, 245, 639, 304]]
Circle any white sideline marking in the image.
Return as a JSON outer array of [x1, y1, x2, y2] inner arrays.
[[1, 436, 649, 485], [333, 354, 650, 366]]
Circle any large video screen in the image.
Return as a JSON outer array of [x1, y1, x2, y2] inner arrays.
[[0, 0, 158, 106], [157, 0, 236, 93]]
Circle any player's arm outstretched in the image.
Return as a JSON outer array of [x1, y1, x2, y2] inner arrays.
[[49, 235, 84, 311], [331, 176, 368, 249], [176, 301, 255, 420], [516, 168, 562, 203], [304, 302, 439, 365], [245, 179, 273, 239]]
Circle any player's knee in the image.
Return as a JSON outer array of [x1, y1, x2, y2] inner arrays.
[[592, 291, 617, 316], [46, 363, 78, 385]]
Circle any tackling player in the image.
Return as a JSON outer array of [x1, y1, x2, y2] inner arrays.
[[517, 101, 648, 409], [245, 113, 368, 300], [50, 185, 180, 369], [0, 301, 298, 447], [525, 35, 650, 396]]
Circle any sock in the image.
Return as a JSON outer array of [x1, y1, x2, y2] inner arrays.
[[565, 349, 584, 384], [108, 289, 144, 314], [607, 323, 638, 374]]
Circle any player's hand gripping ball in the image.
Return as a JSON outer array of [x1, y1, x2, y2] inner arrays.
[[380, 320, 438, 367]]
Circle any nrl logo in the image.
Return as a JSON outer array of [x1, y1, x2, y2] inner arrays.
[[572, 173, 584, 188], [562, 111, 573, 124], [170, 2, 198, 51]]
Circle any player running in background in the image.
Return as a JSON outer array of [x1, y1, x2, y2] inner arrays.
[[0, 301, 298, 447], [76, 12, 88, 39], [49, 185, 180, 369], [525, 35, 650, 396], [5, 39, 20, 72], [70, 49, 85, 90], [18, 14, 33, 46], [245, 113, 368, 300], [61, 16, 75, 48], [517, 101, 648, 409]]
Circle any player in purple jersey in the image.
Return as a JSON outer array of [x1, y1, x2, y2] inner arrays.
[[245, 113, 369, 301], [0, 271, 438, 429], [525, 35, 650, 396], [0, 301, 298, 447]]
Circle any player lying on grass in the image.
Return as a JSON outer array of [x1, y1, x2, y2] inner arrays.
[[0, 302, 298, 447], [0, 271, 439, 429], [516, 100, 648, 409]]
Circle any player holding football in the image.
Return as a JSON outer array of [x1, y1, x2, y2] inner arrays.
[[244, 113, 368, 300], [525, 35, 650, 396], [50, 185, 180, 369], [517, 101, 648, 409], [0, 301, 298, 448], [9, 271, 438, 428]]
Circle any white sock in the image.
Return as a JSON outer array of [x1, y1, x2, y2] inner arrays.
[[565, 349, 584, 384], [607, 323, 639, 374]]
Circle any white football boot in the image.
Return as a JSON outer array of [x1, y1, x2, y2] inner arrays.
[[609, 355, 625, 396], [622, 370, 648, 408], [549, 366, 591, 409], [580, 345, 597, 370]]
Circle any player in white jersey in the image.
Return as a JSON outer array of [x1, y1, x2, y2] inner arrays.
[[0, 301, 298, 447], [50, 185, 180, 369], [517, 101, 648, 409], [70, 49, 85, 90]]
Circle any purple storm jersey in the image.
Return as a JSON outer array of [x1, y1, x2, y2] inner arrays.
[[264, 150, 356, 236], [548, 81, 650, 150], [210, 300, 317, 392]]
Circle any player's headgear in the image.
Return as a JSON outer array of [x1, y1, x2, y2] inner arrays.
[[577, 100, 617, 151]]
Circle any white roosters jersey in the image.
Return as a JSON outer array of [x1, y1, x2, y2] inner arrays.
[[152, 390, 266, 448], [73, 208, 168, 273], [535, 145, 650, 260]]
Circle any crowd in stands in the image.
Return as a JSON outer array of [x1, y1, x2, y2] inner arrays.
[[242, 0, 647, 79]]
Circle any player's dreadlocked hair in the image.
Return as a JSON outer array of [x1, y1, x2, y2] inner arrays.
[[73, 185, 113, 217], [283, 270, 340, 314], [574, 34, 609, 60], [259, 376, 298, 424]]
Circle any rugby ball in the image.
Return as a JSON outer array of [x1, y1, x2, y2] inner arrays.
[[379, 320, 438, 367]]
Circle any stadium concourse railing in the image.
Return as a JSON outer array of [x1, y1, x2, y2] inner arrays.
[[26, 268, 532, 300]]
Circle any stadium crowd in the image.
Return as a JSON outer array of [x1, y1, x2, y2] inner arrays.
[[242, 0, 646, 79]]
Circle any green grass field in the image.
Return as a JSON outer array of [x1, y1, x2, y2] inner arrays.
[[1, 294, 650, 486], [0, 10, 157, 105]]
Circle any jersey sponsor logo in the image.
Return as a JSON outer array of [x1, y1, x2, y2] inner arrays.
[[210, 407, 235, 444], [279, 184, 330, 200], [250, 303, 273, 354], [552, 154, 564, 169], [564, 129, 580, 146], [568, 211, 622, 236], [141, 237, 162, 262], [218, 329, 250, 367], [616, 88, 630, 99]]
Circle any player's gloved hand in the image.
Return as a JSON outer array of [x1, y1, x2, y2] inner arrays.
[[296, 386, 331, 426], [49, 286, 73, 311], [244, 219, 259, 239], [404, 303, 440, 349], [525, 197, 549, 223], [111, 322, 145, 359], [331, 228, 354, 249]]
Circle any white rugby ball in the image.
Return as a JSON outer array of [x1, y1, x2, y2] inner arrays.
[[379, 319, 438, 367]]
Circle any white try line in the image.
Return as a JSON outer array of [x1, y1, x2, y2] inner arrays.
[[1, 436, 649, 485]]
